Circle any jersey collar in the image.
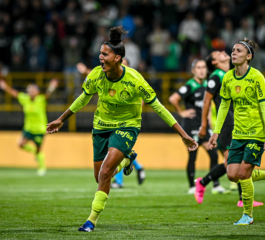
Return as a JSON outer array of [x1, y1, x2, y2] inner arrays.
[[105, 66, 126, 82], [233, 66, 251, 80]]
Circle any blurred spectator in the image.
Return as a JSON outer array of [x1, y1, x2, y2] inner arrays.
[[0, 61, 9, 76], [27, 35, 47, 71], [10, 55, 27, 72], [256, 19, 265, 49], [160, 0, 178, 35], [116, 7, 135, 37], [123, 37, 140, 69], [202, 10, 218, 40], [79, 0, 99, 13], [0, 25, 11, 65], [50, 12, 66, 40], [147, 23, 170, 72], [216, 3, 235, 28], [164, 35, 181, 72], [220, 19, 235, 52], [234, 18, 254, 42], [12, 0, 30, 21], [10, 20, 27, 58], [176, 0, 190, 23]]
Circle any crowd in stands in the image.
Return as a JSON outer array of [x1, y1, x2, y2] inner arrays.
[[0, 0, 265, 74]]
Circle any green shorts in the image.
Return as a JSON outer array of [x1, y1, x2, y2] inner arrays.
[[22, 130, 44, 147], [227, 139, 264, 167], [92, 127, 140, 162]]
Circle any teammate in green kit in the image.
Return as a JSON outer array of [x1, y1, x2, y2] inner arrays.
[[0, 78, 58, 176], [46, 26, 198, 232], [209, 38, 265, 225]]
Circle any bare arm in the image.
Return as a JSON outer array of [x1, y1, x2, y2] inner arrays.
[[0, 79, 19, 98], [76, 62, 91, 75], [198, 91, 213, 138], [45, 78, 59, 100], [169, 92, 195, 118]]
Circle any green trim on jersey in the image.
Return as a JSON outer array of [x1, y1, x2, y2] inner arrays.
[[210, 69, 226, 83], [233, 66, 251, 80], [82, 65, 157, 130], [186, 78, 207, 94], [219, 67, 265, 142], [105, 66, 126, 82]]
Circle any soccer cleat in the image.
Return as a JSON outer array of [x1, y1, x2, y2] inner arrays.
[[111, 181, 124, 188], [194, 177, 206, 204], [37, 169, 46, 176], [187, 186, 196, 194], [233, 214, 253, 225], [78, 220, 95, 232], [230, 181, 238, 191], [137, 168, 146, 185], [123, 150, 137, 176], [211, 185, 230, 194], [237, 200, 264, 207]]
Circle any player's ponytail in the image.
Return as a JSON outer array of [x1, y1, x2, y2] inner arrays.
[[103, 26, 128, 62]]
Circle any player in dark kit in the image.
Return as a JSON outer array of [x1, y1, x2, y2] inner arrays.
[[170, 59, 224, 194], [195, 50, 264, 207]]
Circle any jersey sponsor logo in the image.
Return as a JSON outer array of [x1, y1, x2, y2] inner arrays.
[[245, 78, 254, 84], [139, 86, 151, 98], [235, 129, 256, 136], [85, 79, 92, 89], [256, 81, 263, 97], [234, 99, 252, 106], [120, 90, 131, 100], [208, 80, 215, 88], [121, 81, 135, 87], [115, 130, 134, 141], [247, 143, 261, 151], [245, 86, 254, 97], [97, 120, 127, 128], [194, 100, 203, 108], [235, 86, 241, 94], [179, 86, 187, 94], [109, 89, 116, 97], [194, 92, 201, 97]]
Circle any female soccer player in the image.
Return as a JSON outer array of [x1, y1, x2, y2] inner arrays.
[[195, 50, 264, 207], [209, 39, 265, 225], [46, 26, 198, 232], [169, 60, 223, 194], [76, 59, 146, 187], [0, 78, 58, 176]]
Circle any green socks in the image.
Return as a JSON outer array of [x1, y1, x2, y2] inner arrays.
[[88, 191, 108, 226], [36, 152, 46, 170], [22, 143, 36, 153], [240, 178, 254, 218], [252, 169, 265, 182], [117, 158, 130, 173]]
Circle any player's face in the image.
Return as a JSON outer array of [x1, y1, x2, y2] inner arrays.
[[192, 60, 207, 80], [212, 51, 230, 63], [27, 85, 39, 98], [231, 44, 251, 66], [99, 44, 121, 72]]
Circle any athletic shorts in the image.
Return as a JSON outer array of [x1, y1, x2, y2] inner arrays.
[[92, 127, 140, 162], [183, 125, 212, 146], [22, 130, 44, 147], [227, 139, 264, 167], [219, 124, 233, 152]]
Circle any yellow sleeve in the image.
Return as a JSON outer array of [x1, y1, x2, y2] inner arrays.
[[69, 92, 93, 113], [136, 74, 157, 104], [17, 92, 30, 105], [82, 69, 97, 95], [256, 74, 265, 103], [219, 73, 231, 100]]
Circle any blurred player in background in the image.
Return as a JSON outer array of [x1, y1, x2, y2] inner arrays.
[[0, 78, 58, 176], [209, 38, 265, 225], [195, 50, 264, 207], [169, 59, 224, 194], [76, 58, 146, 188], [46, 26, 198, 232]]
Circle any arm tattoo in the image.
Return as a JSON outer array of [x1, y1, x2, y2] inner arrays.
[[58, 109, 74, 123]]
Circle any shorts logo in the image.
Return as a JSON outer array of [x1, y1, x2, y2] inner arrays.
[[253, 153, 258, 159], [115, 130, 133, 141], [235, 86, 241, 94], [120, 90, 130, 100], [256, 81, 263, 97], [109, 89, 116, 97], [245, 86, 254, 97], [126, 141, 131, 149], [247, 143, 261, 151]]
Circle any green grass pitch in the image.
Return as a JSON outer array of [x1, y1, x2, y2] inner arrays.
[[0, 168, 265, 239]]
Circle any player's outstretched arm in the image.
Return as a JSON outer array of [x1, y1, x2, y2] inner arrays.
[[76, 62, 91, 75], [198, 91, 213, 138], [45, 78, 59, 100], [0, 79, 19, 98]]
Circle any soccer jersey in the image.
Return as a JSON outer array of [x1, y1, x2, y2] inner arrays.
[[82, 65, 156, 130], [177, 78, 207, 126], [220, 66, 265, 141], [17, 93, 47, 134], [207, 69, 233, 125]]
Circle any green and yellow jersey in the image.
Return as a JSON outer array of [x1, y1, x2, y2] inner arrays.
[[219, 66, 265, 141], [17, 93, 47, 134], [82, 65, 156, 130]]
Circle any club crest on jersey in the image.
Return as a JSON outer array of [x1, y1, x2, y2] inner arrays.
[[109, 89, 116, 97], [245, 86, 254, 97], [120, 90, 130, 100], [235, 86, 241, 94]]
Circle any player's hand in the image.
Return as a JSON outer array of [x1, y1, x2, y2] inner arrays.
[[198, 126, 207, 138], [49, 78, 59, 89], [0, 79, 7, 90], [179, 109, 196, 119], [208, 133, 218, 150], [46, 119, 63, 134], [76, 62, 91, 75], [182, 135, 198, 151]]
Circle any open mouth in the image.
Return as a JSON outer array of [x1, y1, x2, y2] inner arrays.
[[101, 62, 105, 68]]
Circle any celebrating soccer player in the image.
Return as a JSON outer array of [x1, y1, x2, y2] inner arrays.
[[208, 38, 265, 225], [46, 26, 198, 232], [169, 59, 224, 194], [0, 78, 59, 176]]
